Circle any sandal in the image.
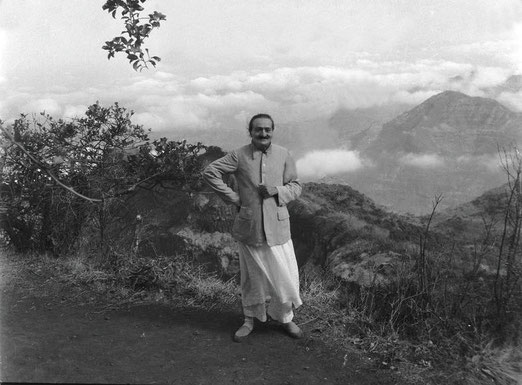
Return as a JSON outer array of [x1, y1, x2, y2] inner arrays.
[[233, 323, 253, 342], [283, 321, 304, 339]]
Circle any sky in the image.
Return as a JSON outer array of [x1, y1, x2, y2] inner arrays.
[[2, 0, 522, 178]]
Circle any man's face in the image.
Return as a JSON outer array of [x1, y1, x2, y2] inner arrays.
[[250, 117, 273, 151]]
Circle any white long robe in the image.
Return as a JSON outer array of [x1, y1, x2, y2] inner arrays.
[[238, 239, 302, 323]]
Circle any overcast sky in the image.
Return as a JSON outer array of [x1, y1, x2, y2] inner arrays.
[[2, 0, 522, 139]]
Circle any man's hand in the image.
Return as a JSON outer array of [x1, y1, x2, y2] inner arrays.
[[258, 184, 278, 199]]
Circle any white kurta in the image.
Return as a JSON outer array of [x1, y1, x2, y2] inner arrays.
[[238, 239, 302, 323]]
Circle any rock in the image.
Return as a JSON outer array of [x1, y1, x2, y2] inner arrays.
[[327, 247, 410, 287], [176, 228, 239, 276]]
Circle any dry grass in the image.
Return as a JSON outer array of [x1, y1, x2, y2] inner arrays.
[[182, 274, 239, 310], [23, 250, 242, 312], [64, 255, 111, 283], [294, 257, 522, 385]]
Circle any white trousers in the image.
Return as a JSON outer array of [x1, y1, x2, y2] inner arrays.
[[238, 239, 302, 323]]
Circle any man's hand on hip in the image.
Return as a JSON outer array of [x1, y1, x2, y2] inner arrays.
[[258, 184, 278, 199]]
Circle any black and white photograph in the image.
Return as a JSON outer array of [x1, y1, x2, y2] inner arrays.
[[1, 1, 521, 383]]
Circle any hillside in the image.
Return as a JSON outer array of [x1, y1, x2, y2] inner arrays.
[[327, 104, 409, 150], [289, 182, 421, 265], [431, 183, 512, 240]]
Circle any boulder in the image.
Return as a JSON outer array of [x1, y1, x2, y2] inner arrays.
[[327, 246, 411, 287], [175, 228, 239, 276]]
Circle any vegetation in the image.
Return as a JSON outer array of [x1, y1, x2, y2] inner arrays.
[[0, 103, 206, 257], [102, 0, 166, 71]]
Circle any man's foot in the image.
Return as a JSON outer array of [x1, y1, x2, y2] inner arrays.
[[233, 319, 254, 342], [283, 321, 304, 339]]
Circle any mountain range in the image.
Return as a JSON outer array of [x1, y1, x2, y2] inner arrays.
[[323, 91, 522, 214], [364, 91, 522, 157]]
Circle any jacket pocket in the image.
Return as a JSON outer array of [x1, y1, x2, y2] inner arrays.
[[277, 206, 290, 221]]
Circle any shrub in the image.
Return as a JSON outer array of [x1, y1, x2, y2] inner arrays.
[[1, 103, 207, 257]]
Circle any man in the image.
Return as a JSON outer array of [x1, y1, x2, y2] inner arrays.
[[203, 113, 303, 342]]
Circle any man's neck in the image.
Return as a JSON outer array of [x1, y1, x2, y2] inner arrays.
[[251, 142, 271, 153]]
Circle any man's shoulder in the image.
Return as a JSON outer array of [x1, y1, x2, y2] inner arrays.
[[271, 144, 289, 153], [233, 144, 251, 155]]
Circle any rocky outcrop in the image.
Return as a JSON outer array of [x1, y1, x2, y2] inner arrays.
[[288, 183, 421, 286], [126, 188, 239, 275], [175, 228, 239, 276]]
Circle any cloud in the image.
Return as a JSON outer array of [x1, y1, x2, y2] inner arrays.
[[497, 91, 522, 111], [393, 90, 440, 105], [184, 62, 517, 124], [510, 22, 522, 74], [23, 98, 62, 116], [154, 71, 177, 80], [133, 112, 166, 129], [63, 104, 88, 119], [0, 29, 6, 84], [457, 154, 502, 172], [296, 149, 363, 179], [399, 153, 445, 168], [1, 60, 518, 135]]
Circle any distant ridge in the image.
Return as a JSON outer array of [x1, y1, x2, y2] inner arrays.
[[365, 90, 522, 157]]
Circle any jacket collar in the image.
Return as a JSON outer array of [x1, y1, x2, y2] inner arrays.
[[250, 142, 272, 159]]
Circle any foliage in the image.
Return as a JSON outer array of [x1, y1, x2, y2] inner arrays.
[[102, 0, 166, 71], [1, 103, 207, 255]]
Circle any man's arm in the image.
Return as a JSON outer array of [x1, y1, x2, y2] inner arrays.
[[275, 151, 302, 205], [202, 151, 241, 206]]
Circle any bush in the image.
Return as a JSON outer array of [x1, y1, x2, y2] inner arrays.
[[1, 103, 207, 257]]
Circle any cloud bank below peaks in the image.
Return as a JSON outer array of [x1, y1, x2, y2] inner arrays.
[[296, 149, 363, 180], [1, 60, 518, 133], [399, 153, 446, 168]]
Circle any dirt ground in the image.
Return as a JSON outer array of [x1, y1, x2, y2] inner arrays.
[[0, 253, 402, 384]]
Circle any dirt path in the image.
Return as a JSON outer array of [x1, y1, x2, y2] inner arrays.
[[0, 253, 401, 384]]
